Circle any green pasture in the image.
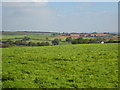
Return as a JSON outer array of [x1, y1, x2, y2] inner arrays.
[[2, 35, 66, 41], [2, 43, 118, 88], [2, 36, 24, 39], [1, 35, 71, 45]]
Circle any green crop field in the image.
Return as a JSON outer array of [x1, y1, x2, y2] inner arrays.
[[2, 36, 25, 39], [2, 43, 118, 88]]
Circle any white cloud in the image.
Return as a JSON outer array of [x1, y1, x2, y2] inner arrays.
[[3, 2, 48, 8]]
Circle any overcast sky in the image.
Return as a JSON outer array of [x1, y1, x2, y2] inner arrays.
[[2, 1, 118, 33]]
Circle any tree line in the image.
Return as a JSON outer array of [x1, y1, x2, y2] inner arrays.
[[1, 36, 119, 48], [1, 37, 50, 48], [52, 37, 119, 45]]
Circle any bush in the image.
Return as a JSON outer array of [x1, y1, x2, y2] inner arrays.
[[27, 42, 36, 46], [15, 40, 27, 45], [71, 37, 84, 44], [6, 39, 14, 45], [22, 37, 30, 41], [88, 39, 97, 43], [107, 39, 114, 43], [66, 37, 72, 42], [71, 39, 78, 44], [1, 43, 10, 48], [37, 42, 50, 46], [71, 37, 98, 44], [52, 39, 59, 45]]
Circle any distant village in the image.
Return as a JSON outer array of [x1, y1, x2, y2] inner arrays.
[[51, 32, 118, 38], [1, 31, 119, 48], [70, 34, 113, 37]]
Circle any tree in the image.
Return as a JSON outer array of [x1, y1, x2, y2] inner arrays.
[[22, 37, 30, 41], [40, 42, 49, 46], [37, 42, 41, 46], [77, 37, 84, 44], [32, 43, 37, 46], [37, 42, 50, 46], [83, 39, 89, 44], [95, 38, 105, 42], [44, 42, 50, 46], [52, 39, 59, 45], [71, 39, 78, 44], [66, 37, 72, 42], [88, 39, 96, 43], [108, 39, 114, 43], [27, 42, 34, 46], [15, 40, 21, 45], [6, 39, 14, 45], [46, 37, 49, 40], [71, 37, 84, 44], [52, 33, 57, 36], [71, 37, 95, 44]]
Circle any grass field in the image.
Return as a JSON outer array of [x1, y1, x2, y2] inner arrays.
[[2, 43, 118, 88], [1, 35, 73, 46]]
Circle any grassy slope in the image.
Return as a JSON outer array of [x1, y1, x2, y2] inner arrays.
[[2, 43, 118, 88]]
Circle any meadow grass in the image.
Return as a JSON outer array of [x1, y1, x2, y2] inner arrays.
[[2, 43, 118, 88]]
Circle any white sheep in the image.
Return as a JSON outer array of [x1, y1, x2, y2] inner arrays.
[[101, 41, 104, 44]]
